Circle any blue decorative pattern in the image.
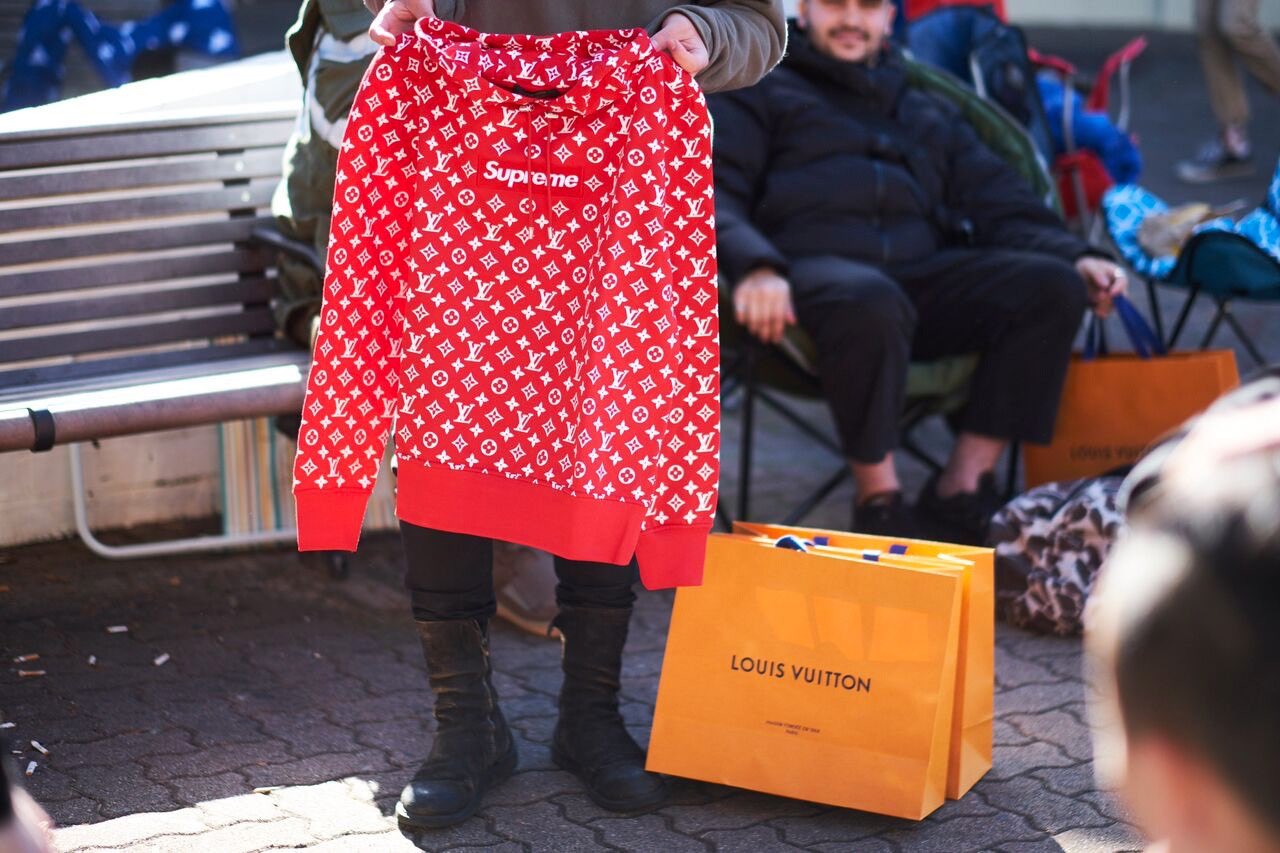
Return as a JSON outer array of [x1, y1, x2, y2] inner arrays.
[[1102, 184, 1176, 278], [1105, 162, 1280, 275], [1199, 157, 1280, 264], [3, 0, 239, 112]]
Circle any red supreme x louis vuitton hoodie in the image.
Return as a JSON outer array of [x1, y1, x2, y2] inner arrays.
[[293, 18, 720, 589]]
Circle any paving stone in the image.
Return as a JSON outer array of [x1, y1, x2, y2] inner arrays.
[[330, 648, 430, 696], [999, 838, 1083, 853], [1003, 709, 1095, 763], [994, 718, 1037, 747], [484, 801, 604, 852], [402, 813, 512, 849], [157, 739, 294, 778], [239, 750, 396, 789], [21, 762, 79, 803], [1052, 822, 1145, 852], [592, 814, 706, 852], [988, 740, 1081, 782], [1077, 790, 1139, 826], [809, 840, 898, 853], [324, 690, 430, 726], [44, 796, 102, 827], [701, 825, 807, 851], [166, 771, 251, 806], [877, 811, 1044, 851], [127, 816, 314, 853], [47, 726, 196, 769], [995, 682, 1086, 716], [252, 708, 365, 758], [995, 646, 1071, 690], [482, 770, 577, 807], [509, 714, 556, 745], [552, 790, 649, 826], [770, 809, 903, 846], [1029, 763, 1099, 799], [53, 804, 210, 849], [351, 717, 426, 768], [66, 762, 176, 819], [269, 832, 419, 852], [267, 779, 394, 838], [664, 791, 824, 835], [161, 697, 265, 748], [195, 791, 292, 827], [929, 792, 1002, 820], [977, 777, 1116, 834]]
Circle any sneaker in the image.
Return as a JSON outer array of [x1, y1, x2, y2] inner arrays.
[[1176, 137, 1255, 184], [915, 472, 1005, 546], [851, 491, 918, 539], [492, 542, 559, 638]]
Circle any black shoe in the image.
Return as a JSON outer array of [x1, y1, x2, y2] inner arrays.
[[851, 491, 917, 538], [915, 472, 1004, 546], [1176, 137, 1255, 184], [550, 604, 667, 812], [397, 618, 517, 830]]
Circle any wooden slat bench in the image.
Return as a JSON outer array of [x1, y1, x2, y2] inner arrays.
[[0, 106, 311, 557]]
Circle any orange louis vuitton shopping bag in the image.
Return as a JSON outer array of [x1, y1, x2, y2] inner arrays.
[[732, 522, 994, 801], [1024, 296, 1239, 486], [646, 530, 986, 820]]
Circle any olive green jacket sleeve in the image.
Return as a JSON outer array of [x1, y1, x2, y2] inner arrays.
[[650, 1, 786, 93]]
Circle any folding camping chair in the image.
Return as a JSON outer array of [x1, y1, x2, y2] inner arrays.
[[906, 5, 1146, 237], [722, 55, 1060, 526], [1102, 171, 1280, 367]]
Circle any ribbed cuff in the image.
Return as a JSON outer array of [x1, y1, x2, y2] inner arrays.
[[294, 489, 369, 552], [635, 525, 714, 590]]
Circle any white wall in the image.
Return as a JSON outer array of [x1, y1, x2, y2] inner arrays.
[[1007, 0, 1280, 29], [0, 429, 221, 547]]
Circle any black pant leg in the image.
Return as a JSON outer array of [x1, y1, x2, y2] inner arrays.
[[552, 555, 639, 610], [788, 255, 917, 464], [895, 249, 1088, 444], [401, 522, 496, 621]]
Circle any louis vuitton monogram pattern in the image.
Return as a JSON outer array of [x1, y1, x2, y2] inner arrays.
[[293, 18, 720, 586]]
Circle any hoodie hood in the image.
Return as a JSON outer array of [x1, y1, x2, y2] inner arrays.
[[415, 16, 650, 117]]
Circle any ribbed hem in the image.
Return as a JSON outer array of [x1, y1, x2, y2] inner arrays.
[[397, 462, 643, 567], [635, 525, 713, 589], [294, 489, 370, 551], [395, 463, 711, 588]]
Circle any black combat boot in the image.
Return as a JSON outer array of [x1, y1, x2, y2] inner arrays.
[[396, 618, 517, 829], [550, 604, 666, 811]]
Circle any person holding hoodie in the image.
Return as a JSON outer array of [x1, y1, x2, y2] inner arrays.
[[310, 0, 785, 830]]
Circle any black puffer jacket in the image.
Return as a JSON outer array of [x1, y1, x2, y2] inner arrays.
[[710, 24, 1090, 284]]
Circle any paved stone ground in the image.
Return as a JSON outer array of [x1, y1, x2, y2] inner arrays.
[[1, 524, 1141, 853], [3, 18, 1278, 853]]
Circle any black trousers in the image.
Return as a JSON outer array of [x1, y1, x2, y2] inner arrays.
[[401, 522, 639, 622], [788, 249, 1088, 464]]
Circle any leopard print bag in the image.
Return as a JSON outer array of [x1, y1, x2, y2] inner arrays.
[[986, 476, 1126, 636]]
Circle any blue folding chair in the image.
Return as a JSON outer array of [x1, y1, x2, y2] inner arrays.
[[1103, 168, 1280, 367]]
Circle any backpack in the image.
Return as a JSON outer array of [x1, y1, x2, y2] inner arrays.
[[986, 475, 1126, 636]]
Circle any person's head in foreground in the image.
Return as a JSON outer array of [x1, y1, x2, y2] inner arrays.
[[795, 0, 895, 64], [1089, 398, 1280, 853]]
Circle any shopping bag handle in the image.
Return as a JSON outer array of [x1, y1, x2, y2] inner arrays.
[[1083, 295, 1165, 360]]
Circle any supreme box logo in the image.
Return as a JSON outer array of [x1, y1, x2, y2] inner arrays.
[[481, 158, 585, 198]]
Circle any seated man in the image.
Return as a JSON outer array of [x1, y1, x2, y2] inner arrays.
[[710, 0, 1127, 543]]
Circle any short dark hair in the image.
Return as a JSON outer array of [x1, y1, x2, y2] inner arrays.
[[1107, 447, 1280, 835]]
